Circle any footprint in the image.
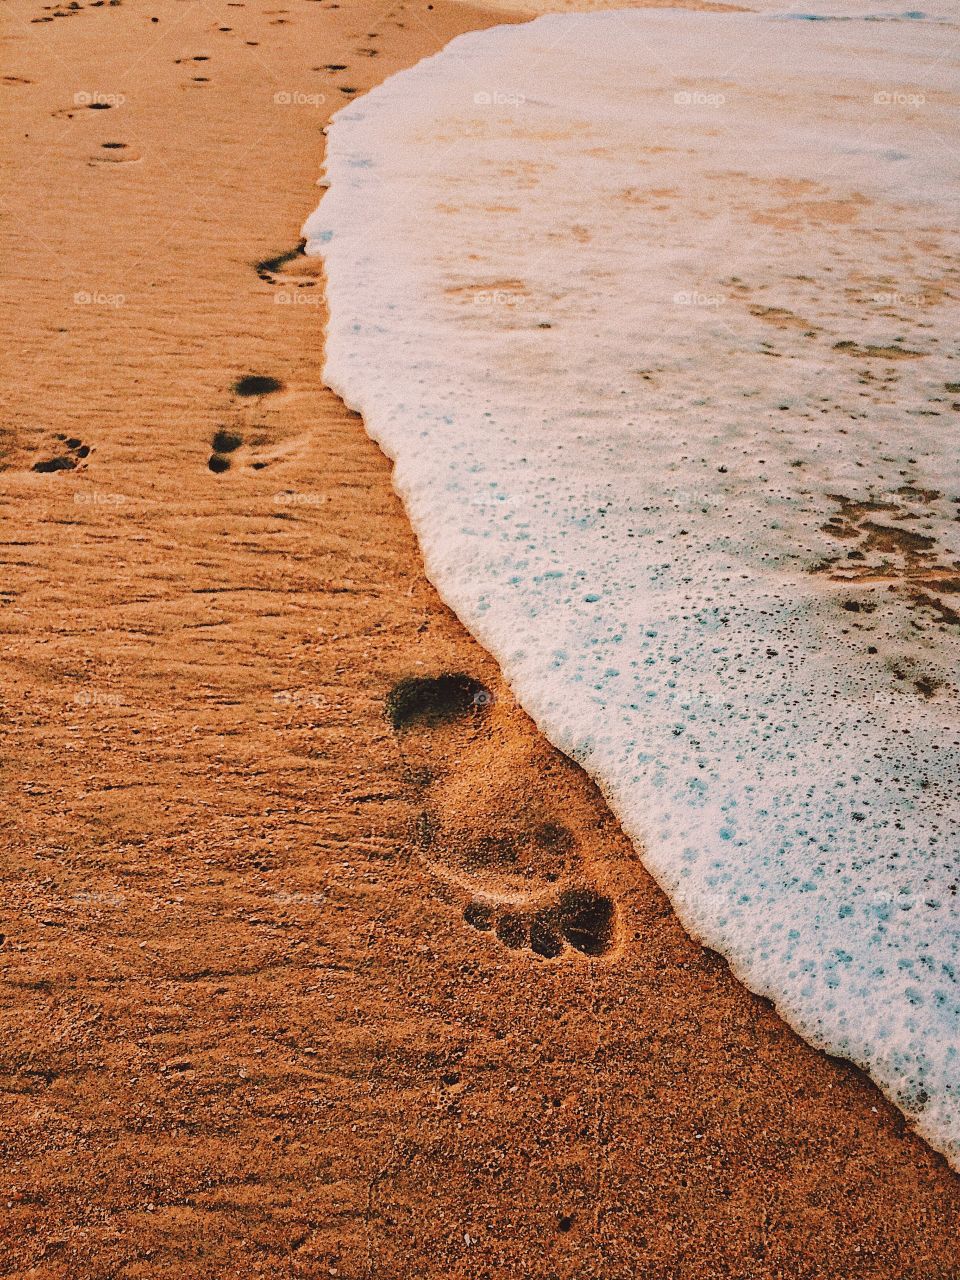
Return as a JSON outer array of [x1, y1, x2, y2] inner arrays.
[[254, 239, 324, 295], [387, 673, 618, 961], [205, 375, 289, 477], [256, 241, 327, 299], [32, 435, 91, 473]]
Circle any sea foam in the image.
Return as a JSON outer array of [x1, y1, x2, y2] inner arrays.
[[305, 8, 960, 1163]]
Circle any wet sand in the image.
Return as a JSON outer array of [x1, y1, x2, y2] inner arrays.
[[1, 0, 958, 1275]]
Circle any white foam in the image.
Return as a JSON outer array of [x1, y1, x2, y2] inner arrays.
[[306, 9, 960, 1163]]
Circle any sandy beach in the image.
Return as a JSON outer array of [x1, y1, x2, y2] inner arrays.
[[1, 0, 959, 1275]]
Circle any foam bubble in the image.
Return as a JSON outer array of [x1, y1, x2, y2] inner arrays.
[[306, 9, 960, 1163]]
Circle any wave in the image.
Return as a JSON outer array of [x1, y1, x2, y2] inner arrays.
[[305, 8, 960, 1164]]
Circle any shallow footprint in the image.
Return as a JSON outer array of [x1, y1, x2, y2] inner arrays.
[[387, 673, 617, 961], [255, 240, 325, 292], [89, 142, 142, 166]]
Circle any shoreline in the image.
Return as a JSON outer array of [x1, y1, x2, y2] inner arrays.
[[2, 0, 958, 1274]]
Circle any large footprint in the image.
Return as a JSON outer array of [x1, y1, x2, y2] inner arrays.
[[387, 674, 617, 960]]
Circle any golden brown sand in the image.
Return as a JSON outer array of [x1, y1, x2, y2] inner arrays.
[[1, 0, 958, 1275]]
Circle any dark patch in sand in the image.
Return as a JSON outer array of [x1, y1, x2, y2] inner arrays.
[[33, 456, 76, 473], [463, 901, 493, 931], [464, 889, 615, 960], [212, 429, 243, 453], [833, 340, 923, 360], [385, 673, 491, 730], [495, 912, 528, 951], [816, 491, 959, 629], [234, 374, 284, 396], [555, 888, 615, 956], [256, 239, 306, 282]]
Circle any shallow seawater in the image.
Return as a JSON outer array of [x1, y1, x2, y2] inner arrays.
[[306, 8, 960, 1163]]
